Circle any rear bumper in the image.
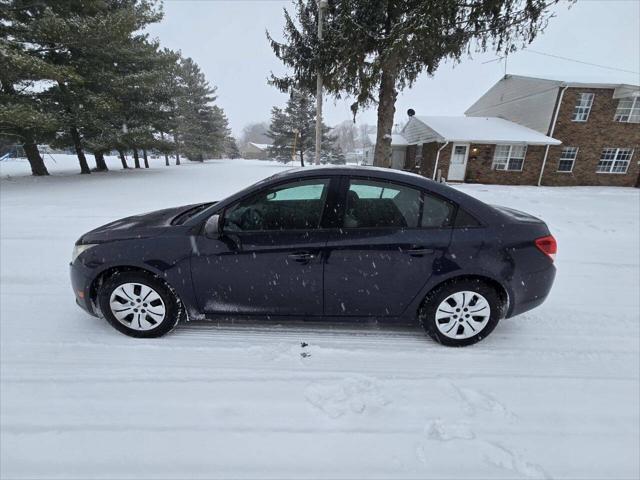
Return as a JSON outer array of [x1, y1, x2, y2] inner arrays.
[[70, 262, 98, 316], [508, 263, 556, 318]]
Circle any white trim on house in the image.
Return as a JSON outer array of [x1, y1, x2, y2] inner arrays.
[[492, 145, 527, 172], [557, 147, 579, 173], [596, 148, 634, 174], [571, 92, 595, 122], [448, 143, 471, 181], [614, 96, 640, 123]]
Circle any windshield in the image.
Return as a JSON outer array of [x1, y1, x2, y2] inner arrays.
[[172, 202, 216, 225]]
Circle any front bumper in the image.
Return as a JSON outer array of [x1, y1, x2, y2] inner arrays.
[[70, 261, 98, 316]]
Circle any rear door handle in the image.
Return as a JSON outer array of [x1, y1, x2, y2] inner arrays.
[[402, 247, 434, 257], [288, 252, 316, 263]]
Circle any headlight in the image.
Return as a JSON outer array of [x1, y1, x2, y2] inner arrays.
[[71, 244, 97, 263]]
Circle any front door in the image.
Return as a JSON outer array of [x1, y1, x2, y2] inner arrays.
[[191, 177, 335, 317], [447, 143, 469, 182], [323, 177, 454, 317]]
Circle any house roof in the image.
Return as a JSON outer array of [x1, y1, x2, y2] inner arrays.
[[412, 116, 561, 145], [367, 133, 409, 146], [248, 143, 271, 151], [506, 73, 640, 89]]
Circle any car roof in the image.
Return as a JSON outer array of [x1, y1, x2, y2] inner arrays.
[[271, 165, 434, 185]]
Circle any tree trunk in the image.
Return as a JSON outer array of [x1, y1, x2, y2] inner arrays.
[[175, 152, 181, 165], [70, 126, 91, 174], [143, 149, 149, 168], [160, 131, 170, 166], [133, 149, 141, 168], [373, 67, 398, 168], [94, 151, 108, 172], [118, 150, 129, 169], [23, 140, 49, 176], [300, 149, 304, 167]]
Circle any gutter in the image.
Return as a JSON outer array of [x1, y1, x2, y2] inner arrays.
[[433, 141, 450, 180], [538, 85, 568, 186]]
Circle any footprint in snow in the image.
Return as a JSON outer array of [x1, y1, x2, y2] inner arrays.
[[441, 379, 518, 420], [418, 421, 549, 479], [304, 376, 391, 419]]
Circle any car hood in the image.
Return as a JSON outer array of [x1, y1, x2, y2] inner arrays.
[[78, 202, 213, 244]]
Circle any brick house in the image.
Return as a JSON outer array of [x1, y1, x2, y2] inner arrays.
[[465, 74, 640, 187], [398, 74, 639, 186], [399, 116, 560, 183]]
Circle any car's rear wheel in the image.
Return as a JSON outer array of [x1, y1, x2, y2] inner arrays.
[[419, 279, 504, 347], [98, 271, 183, 338]]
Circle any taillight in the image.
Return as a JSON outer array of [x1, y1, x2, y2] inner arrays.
[[535, 235, 557, 262]]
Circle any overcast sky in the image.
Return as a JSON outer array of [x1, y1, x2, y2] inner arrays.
[[148, 0, 640, 136]]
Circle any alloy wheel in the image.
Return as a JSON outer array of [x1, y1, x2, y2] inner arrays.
[[434, 291, 491, 340], [109, 282, 166, 331]]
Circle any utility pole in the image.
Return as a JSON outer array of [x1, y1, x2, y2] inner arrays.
[[315, 0, 328, 165]]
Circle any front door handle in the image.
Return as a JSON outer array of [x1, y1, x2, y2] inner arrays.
[[288, 252, 316, 263], [402, 247, 434, 257]]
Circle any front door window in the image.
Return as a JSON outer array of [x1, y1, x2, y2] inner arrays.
[[225, 179, 330, 232]]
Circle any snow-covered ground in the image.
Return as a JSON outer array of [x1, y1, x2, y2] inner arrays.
[[1, 155, 639, 479]]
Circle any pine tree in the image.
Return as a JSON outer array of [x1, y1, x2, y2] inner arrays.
[[225, 136, 241, 159], [0, 1, 75, 175], [267, 88, 339, 166], [29, 0, 164, 173], [268, 89, 314, 165], [174, 57, 229, 161], [268, 0, 561, 167]]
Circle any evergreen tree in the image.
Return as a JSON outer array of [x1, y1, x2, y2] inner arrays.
[[174, 57, 229, 161], [0, 1, 75, 175], [1, 0, 229, 175], [9, 0, 162, 173], [224, 136, 241, 159], [268, 0, 561, 167], [267, 88, 339, 166]]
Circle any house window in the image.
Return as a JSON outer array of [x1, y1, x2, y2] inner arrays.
[[571, 93, 595, 122], [596, 148, 634, 174], [558, 147, 578, 172], [614, 97, 640, 123], [492, 145, 527, 171]]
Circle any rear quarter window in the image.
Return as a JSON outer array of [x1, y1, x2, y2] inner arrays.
[[454, 208, 482, 228]]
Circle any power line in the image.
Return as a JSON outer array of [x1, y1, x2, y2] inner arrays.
[[524, 49, 639, 75]]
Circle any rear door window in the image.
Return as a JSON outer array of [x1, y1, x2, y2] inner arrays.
[[344, 179, 454, 229]]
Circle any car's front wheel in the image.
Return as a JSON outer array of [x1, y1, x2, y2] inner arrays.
[[419, 279, 505, 347], [98, 271, 183, 338]]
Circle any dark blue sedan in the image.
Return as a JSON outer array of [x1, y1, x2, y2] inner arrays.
[[70, 166, 557, 346]]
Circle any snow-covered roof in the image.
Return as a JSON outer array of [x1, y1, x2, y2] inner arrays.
[[367, 133, 409, 146], [413, 116, 561, 145], [508, 73, 640, 89], [248, 143, 271, 151]]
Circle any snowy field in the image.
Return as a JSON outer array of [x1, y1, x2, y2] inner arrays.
[[1, 155, 639, 479]]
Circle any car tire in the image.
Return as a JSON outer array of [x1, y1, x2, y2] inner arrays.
[[98, 271, 183, 338], [419, 278, 505, 347]]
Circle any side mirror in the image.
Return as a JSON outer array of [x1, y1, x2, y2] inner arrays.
[[204, 214, 222, 238]]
